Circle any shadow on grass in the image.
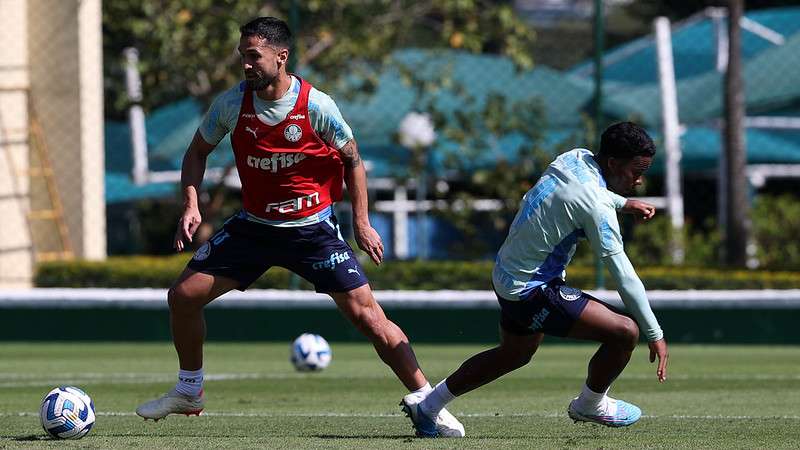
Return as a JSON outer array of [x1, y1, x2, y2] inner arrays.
[[10, 434, 49, 441], [314, 434, 413, 439]]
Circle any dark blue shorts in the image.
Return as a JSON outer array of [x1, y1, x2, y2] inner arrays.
[[187, 212, 369, 293], [496, 279, 591, 337]]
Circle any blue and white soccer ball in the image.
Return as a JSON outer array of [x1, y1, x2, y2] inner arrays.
[[40, 386, 96, 439], [290, 333, 332, 371]]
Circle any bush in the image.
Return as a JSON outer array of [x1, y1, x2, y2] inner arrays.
[[752, 194, 800, 270], [35, 256, 800, 290], [622, 215, 722, 267], [621, 194, 800, 270]]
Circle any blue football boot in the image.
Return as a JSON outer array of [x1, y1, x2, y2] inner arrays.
[[568, 397, 642, 427]]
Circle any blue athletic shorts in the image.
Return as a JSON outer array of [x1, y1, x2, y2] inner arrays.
[[495, 279, 591, 337], [187, 212, 370, 293]]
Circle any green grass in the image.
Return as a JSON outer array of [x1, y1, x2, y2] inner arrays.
[[1, 342, 799, 448]]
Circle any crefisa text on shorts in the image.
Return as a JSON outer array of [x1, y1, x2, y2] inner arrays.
[[312, 251, 351, 271]]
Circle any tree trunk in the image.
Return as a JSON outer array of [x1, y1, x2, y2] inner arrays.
[[723, 0, 750, 267]]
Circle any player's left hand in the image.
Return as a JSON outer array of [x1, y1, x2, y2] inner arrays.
[[354, 222, 384, 265], [648, 338, 669, 382], [622, 199, 656, 221]]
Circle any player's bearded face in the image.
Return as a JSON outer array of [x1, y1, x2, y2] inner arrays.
[[244, 70, 274, 91], [239, 36, 284, 91]]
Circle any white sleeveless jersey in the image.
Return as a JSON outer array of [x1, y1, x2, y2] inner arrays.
[[492, 148, 628, 301]]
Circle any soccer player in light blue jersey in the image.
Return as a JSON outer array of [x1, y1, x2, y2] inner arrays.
[[402, 122, 669, 436]]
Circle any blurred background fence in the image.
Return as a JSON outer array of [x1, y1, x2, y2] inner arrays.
[[3, 0, 800, 287]]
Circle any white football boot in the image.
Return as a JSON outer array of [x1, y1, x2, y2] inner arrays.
[[568, 396, 642, 427], [400, 392, 465, 438], [136, 388, 205, 421], [436, 407, 466, 437]]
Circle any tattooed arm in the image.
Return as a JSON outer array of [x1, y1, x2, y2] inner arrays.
[[339, 139, 384, 265]]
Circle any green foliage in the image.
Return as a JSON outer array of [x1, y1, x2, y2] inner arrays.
[[623, 215, 722, 267], [103, 0, 537, 118], [35, 256, 800, 290], [752, 194, 800, 270], [392, 56, 587, 247], [621, 194, 800, 271]]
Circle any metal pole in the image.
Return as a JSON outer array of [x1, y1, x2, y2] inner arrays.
[[712, 7, 729, 242], [593, 0, 605, 289], [416, 153, 428, 260], [654, 17, 685, 264], [394, 185, 409, 259], [124, 47, 149, 186], [288, 0, 299, 72]]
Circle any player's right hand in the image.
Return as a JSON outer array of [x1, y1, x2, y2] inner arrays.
[[174, 208, 202, 252], [353, 222, 384, 266], [648, 338, 669, 383], [622, 199, 656, 221]]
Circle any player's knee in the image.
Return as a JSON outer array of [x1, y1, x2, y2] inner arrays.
[[513, 350, 534, 368], [354, 311, 385, 339], [353, 310, 400, 349], [167, 284, 205, 314], [615, 317, 639, 349], [500, 343, 536, 368]]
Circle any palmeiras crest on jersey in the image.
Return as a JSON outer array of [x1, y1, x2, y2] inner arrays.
[[284, 124, 303, 142], [192, 242, 211, 261], [559, 286, 582, 302]]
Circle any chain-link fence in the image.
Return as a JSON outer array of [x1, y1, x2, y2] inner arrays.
[[102, 2, 800, 271], [5, 1, 800, 286], [595, 5, 800, 269]]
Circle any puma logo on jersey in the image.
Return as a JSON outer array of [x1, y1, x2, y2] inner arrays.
[[246, 153, 307, 173], [347, 268, 360, 276], [244, 126, 259, 139]]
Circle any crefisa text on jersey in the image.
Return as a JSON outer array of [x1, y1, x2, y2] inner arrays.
[[246, 152, 307, 173]]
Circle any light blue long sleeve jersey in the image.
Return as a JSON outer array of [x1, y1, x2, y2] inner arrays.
[[492, 148, 663, 341]]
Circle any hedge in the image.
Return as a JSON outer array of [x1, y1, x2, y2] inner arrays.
[[34, 255, 800, 290]]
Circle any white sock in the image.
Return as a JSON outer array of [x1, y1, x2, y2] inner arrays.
[[420, 380, 456, 417], [175, 368, 203, 397], [575, 383, 609, 412], [411, 382, 433, 395]]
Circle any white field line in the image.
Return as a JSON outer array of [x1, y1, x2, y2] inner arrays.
[[1, 372, 800, 388], [2, 411, 799, 420]]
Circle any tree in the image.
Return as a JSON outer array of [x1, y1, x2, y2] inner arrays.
[[103, 0, 536, 118], [390, 58, 587, 257], [103, 1, 540, 253], [723, 0, 750, 267]]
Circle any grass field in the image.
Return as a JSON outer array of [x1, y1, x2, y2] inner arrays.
[[1, 342, 798, 449]]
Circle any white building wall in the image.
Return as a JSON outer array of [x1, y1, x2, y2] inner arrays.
[[0, 0, 33, 287], [0, 0, 106, 287]]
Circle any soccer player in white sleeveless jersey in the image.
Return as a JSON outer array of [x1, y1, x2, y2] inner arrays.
[[135, 16, 464, 438]]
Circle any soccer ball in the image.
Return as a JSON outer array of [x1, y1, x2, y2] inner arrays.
[[290, 333, 332, 371], [40, 386, 96, 439]]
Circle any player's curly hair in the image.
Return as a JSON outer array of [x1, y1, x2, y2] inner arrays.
[[240, 17, 292, 49], [598, 122, 656, 158]]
